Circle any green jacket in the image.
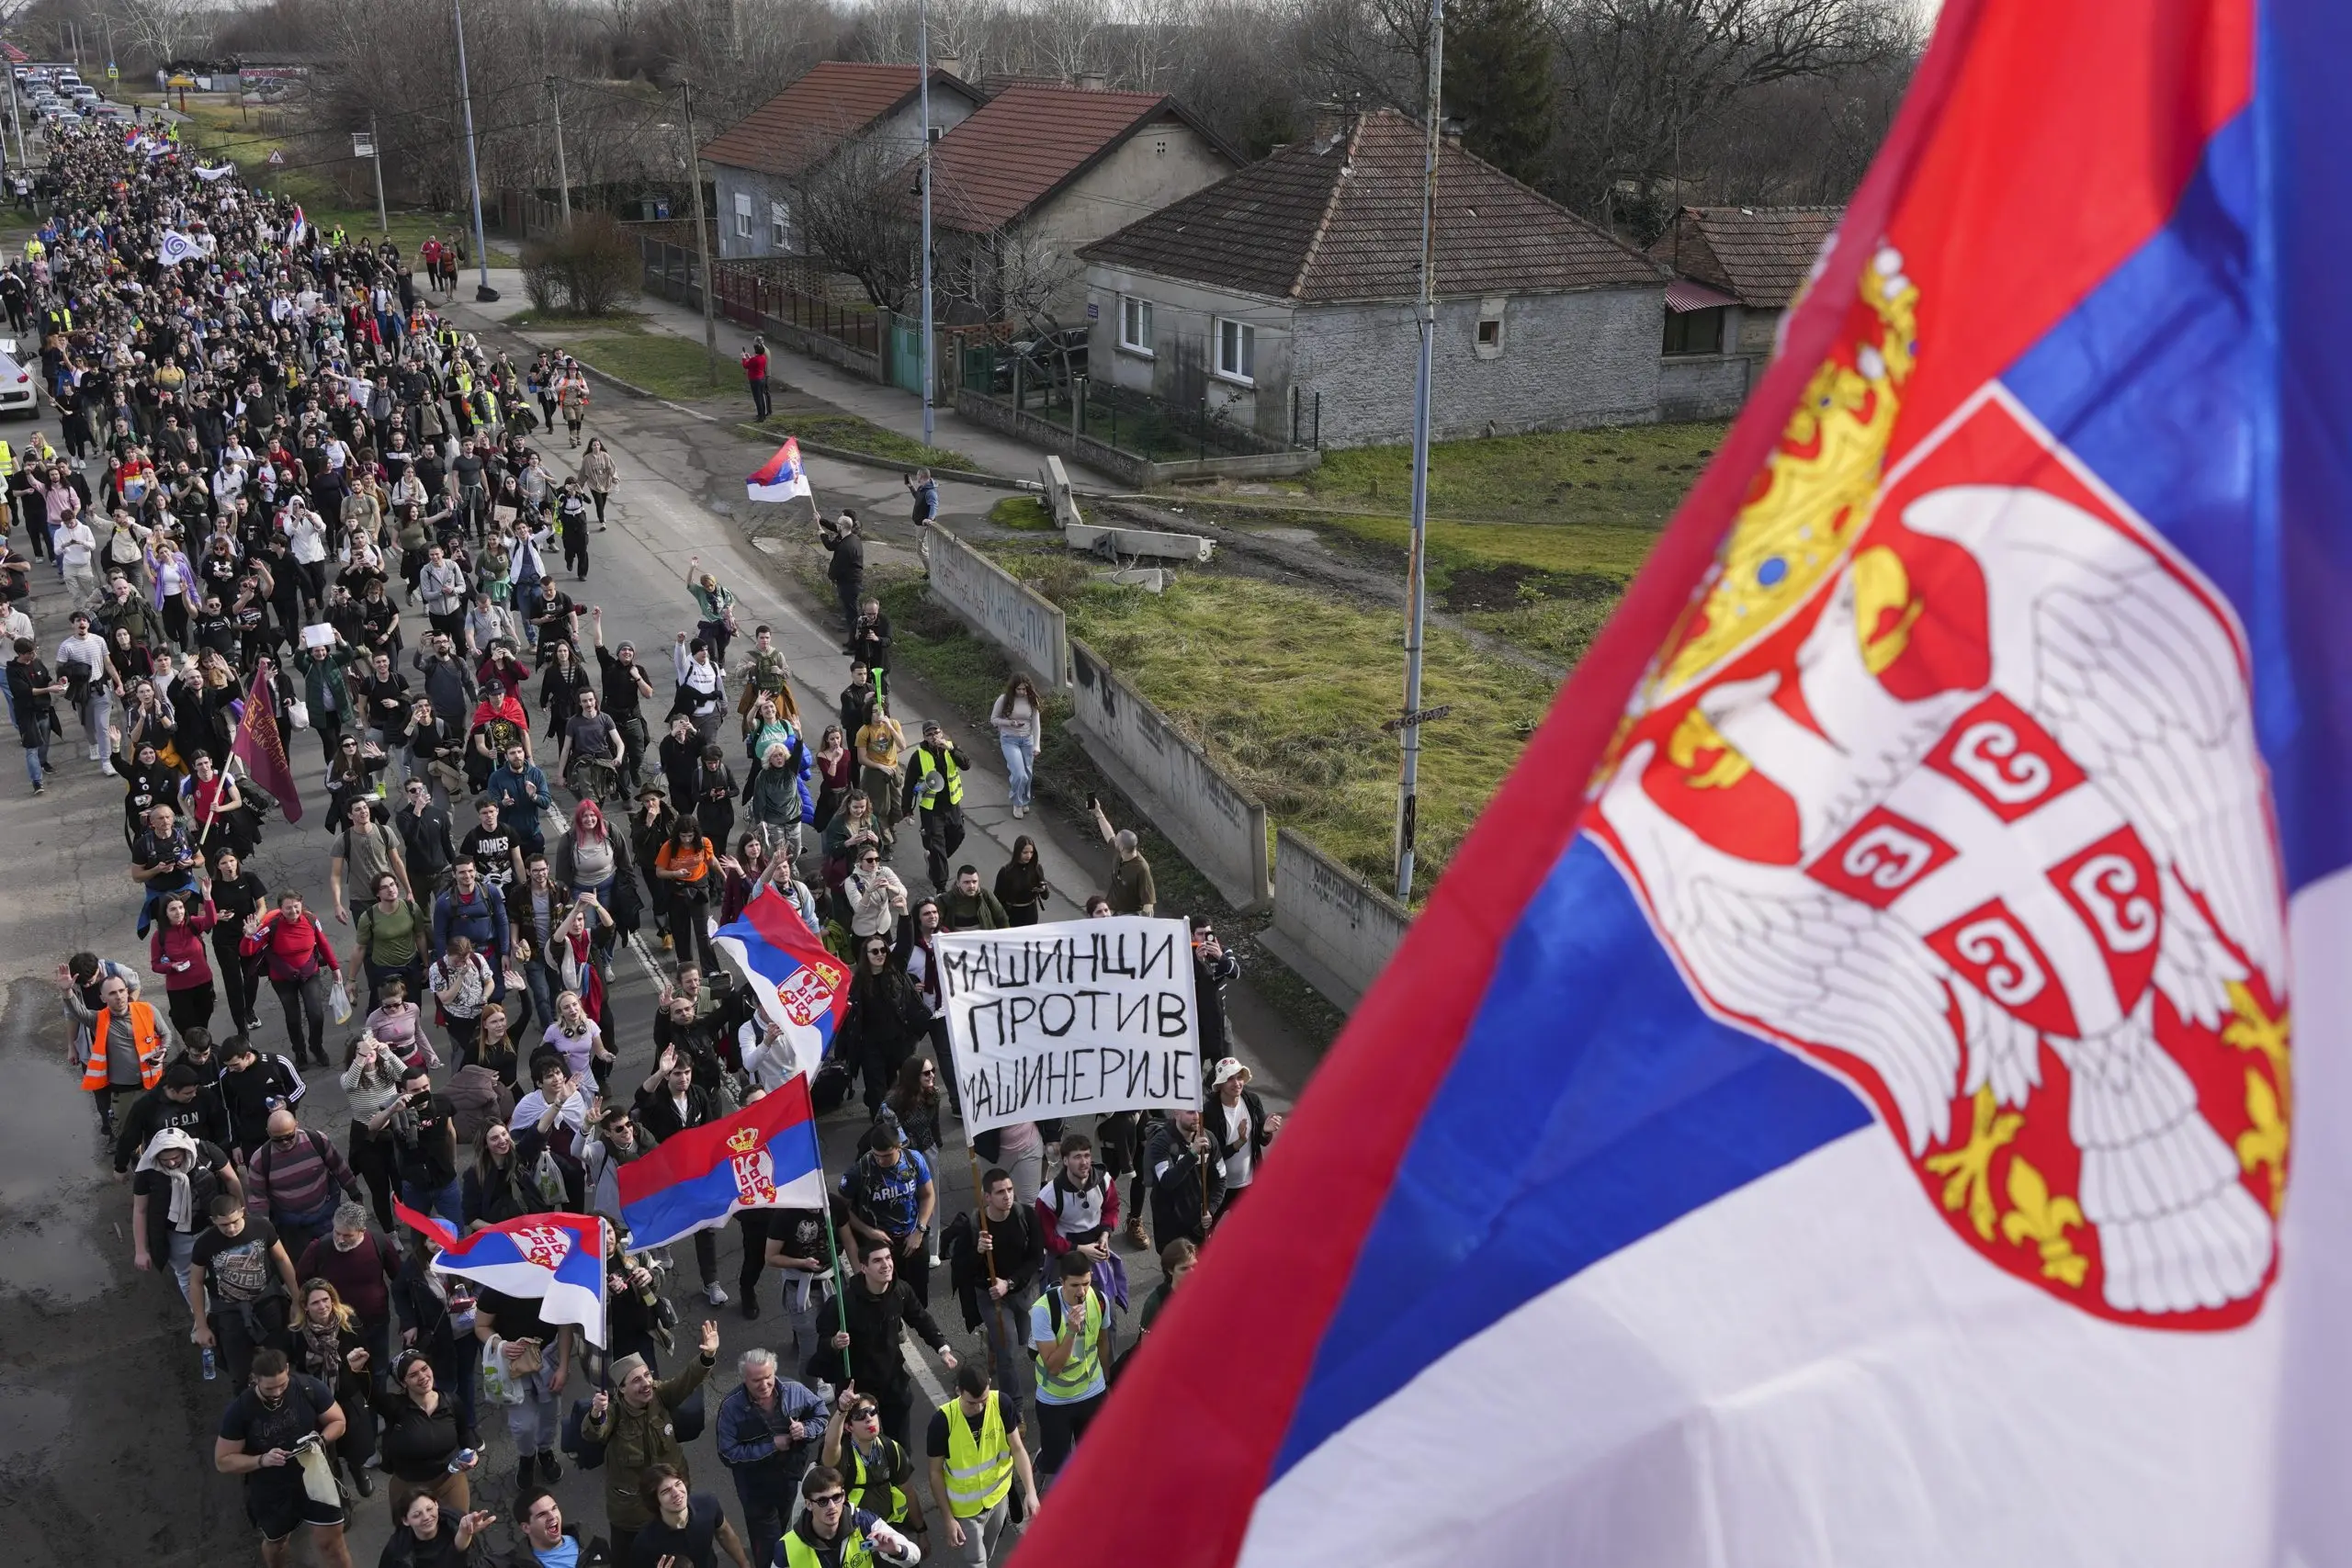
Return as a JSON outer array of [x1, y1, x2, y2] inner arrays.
[[581, 1353, 712, 1530]]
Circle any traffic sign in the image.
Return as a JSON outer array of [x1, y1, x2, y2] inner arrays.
[[266, 149, 285, 166], [105, 62, 118, 81], [351, 132, 373, 158]]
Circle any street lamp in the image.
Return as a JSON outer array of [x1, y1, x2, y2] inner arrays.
[[454, 0, 497, 300], [919, 0, 935, 448]]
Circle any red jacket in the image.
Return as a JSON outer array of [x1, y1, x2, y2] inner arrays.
[[741, 350, 768, 382], [240, 909, 341, 984], [150, 906, 219, 990]]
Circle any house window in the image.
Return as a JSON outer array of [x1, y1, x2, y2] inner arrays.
[[1664, 306, 1724, 355], [770, 200, 790, 248], [1476, 298, 1506, 359], [1118, 295, 1154, 355], [1216, 317, 1255, 384], [732, 191, 752, 240]]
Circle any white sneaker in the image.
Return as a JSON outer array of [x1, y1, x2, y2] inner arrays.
[[101, 760, 116, 776], [705, 1281, 729, 1306], [1012, 804, 1025, 818]]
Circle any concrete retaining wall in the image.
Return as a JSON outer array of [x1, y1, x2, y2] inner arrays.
[[1069, 638, 1272, 912], [920, 525, 1069, 691], [1263, 828, 1410, 1008]]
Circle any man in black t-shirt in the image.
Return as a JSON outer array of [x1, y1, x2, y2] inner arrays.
[[634, 1465, 753, 1568], [356, 649, 413, 778], [462, 797, 524, 889], [214, 1347, 354, 1565], [189, 1194, 300, 1387]]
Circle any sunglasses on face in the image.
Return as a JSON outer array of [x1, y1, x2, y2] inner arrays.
[[808, 1493, 847, 1507]]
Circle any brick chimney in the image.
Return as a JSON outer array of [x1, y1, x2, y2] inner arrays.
[[1076, 71, 1108, 91], [933, 54, 962, 79]]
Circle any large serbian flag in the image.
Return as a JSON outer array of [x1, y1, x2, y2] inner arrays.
[[396, 1204, 607, 1348], [713, 887, 850, 1084], [616, 1076, 825, 1249], [746, 436, 811, 503], [1021, 1, 2352, 1564]]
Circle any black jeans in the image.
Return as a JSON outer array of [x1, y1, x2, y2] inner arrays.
[[1035, 1390, 1104, 1477], [749, 376, 772, 421], [348, 1122, 398, 1230], [213, 936, 260, 1035], [272, 972, 327, 1060], [918, 805, 965, 892]]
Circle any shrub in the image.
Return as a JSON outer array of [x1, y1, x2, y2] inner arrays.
[[517, 213, 637, 316]]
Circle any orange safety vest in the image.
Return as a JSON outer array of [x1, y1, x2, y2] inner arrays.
[[81, 999, 167, 1092]]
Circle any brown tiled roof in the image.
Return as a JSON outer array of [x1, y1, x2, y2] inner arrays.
[[1646, 206, 1844, 309], [927, 84, 1236, 233], [700, 62, 978, 178], [1080, 109, 1668, 303]]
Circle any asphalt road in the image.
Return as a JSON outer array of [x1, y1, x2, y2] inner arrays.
[[0, 318, 1305, 1565]]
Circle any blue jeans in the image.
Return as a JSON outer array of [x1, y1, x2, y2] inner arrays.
[[999, 732, 1035, 808], [401, 1178, 462, 1231], [22, 729, 51, 786]]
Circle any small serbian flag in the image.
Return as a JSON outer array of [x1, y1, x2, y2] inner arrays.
[[714, 886, 850, 1084], [617, 1076, 825, 1250], [286, 205, 307, 246], [746, 436, 811, 503], [394, 1203, 607, 1348]]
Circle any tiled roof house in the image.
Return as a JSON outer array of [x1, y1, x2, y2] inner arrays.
[[1080, 109, 1673, 446], [1646, 204, 1845, 417], [698, 62, 984, 261]]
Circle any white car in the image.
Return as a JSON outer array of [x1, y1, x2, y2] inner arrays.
[[0, 353, 40, 418]]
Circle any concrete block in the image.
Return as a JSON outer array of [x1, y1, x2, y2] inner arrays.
[[1066, 522, 1215, 563], [1041, 455, 1083, 528]]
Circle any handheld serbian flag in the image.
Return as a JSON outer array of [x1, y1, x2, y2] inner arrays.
[[746, 436, 811, 503], [229, 660, 302, 823], [395, 1203, 606, 1348], [616, 1075, 825, 1250], [713, 886, 849, 1084], [285, 205, 307, 247], [1025, 2, 2352, 1565]]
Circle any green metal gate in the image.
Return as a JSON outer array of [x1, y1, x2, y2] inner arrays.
[[888, 314, 924, 396]]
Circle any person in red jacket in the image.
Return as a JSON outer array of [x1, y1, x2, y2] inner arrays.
[[149, 892, 220, 1037], [241, 891, 344, 1067], [741, 336, 772, 421]]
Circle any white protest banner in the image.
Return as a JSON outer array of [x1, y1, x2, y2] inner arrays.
[[937, 915, 1200, 1134]]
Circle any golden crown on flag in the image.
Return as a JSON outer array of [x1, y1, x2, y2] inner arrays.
[[1657, 243, 1921, 694], [726, 1125, 763, 1156]]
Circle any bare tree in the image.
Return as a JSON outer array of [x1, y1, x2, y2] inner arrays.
[[791, 125, 923, 310], [1548, 0, 1918, 234], [112, 0, 211, 65], [937, 220, 1083, 327]]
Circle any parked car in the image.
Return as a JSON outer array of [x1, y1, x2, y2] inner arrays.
[[0, 352, 41, 418]]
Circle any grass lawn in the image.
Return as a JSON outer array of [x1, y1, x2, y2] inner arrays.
[[981, 538, 1555, 889], [989, 496, 1055, 530], [754, 412, 978, 473], [565, 332, 734, 402], [1288, 419, 1729, 525]]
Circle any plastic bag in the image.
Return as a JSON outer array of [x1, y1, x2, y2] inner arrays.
[[326, 976, 352, 1024]]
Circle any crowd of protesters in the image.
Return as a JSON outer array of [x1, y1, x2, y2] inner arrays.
[[13, 113, 1276, 1568]]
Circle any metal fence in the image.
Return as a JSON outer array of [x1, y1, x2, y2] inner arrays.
[[709, 259, 880, 357], [970, 362, 1311, 463]]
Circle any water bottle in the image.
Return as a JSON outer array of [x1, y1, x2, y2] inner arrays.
[[201, 1347, 217, 1381], [447, 1447, 476, 1474]]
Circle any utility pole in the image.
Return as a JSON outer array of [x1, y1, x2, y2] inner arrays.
[[681, 81, 718, 385], [367, 117, 388, 233], [548, 77, 571, 226], [6, 62, 26, 171], [454, 0, 496, 299], [1395, 0, 1444, 904], [918, 0, 935, 447]]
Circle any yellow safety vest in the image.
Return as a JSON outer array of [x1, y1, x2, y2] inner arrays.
[[912, 747, 962, 810], [942, 1392, 1014, 1518], [0, 439, 17, 478], [842, 1438, 912, 1525], [1036, 1288, 1104, 1403], [782, 1526, 876, 1568]]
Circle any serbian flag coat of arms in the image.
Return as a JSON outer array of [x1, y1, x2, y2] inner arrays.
[[394, 1204, 606, 1348], [616, 1077, 825, 1249], [1022, 2, 2352, 1565], [713, 887, 850, 1084], [746, 436, 812, 503]]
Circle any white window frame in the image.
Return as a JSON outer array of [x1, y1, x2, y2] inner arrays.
[[1215, 317, 1255, 385], [1118, 295, 1154, 356], [769, 200, 790, 249], [732, 190, 752, 239]]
